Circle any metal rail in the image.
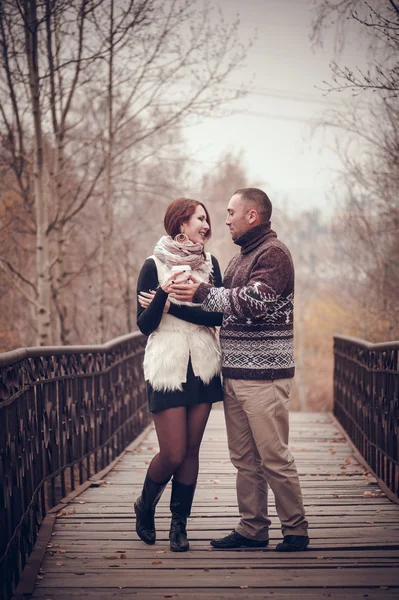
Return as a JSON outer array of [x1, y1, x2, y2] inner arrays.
[[333, 334, 399, 502], [0, 332, 149, 600]]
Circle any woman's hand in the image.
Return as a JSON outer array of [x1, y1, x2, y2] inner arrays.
[[138, 290, 170, 313], [161, 270, 187, 293], [170, 272, 201, 302]]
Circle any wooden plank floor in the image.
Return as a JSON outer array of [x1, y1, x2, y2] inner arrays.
[[32, 408, 399, 599]]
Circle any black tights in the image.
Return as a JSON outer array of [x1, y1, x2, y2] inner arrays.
[[147, 403, 212, 486]]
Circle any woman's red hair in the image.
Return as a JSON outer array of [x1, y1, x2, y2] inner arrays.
[[164, 197, 212, 240]]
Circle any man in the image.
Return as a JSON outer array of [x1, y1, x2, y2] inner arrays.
[[170, 187, 309, 552]]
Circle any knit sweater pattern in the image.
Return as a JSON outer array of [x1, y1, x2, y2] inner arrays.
[[193, 223, 295, 380]]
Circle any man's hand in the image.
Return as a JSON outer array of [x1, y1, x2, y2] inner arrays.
[[170, 273, 201, 302], [138, 290, 170, 313]]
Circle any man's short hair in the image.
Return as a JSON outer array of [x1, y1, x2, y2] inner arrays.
[[234, 188, 272, 222]]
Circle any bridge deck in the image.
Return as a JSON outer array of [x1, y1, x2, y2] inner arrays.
[[31, 409, 399, 599]]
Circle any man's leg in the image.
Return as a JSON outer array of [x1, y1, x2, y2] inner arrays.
[[230, 378, 308, 539], [223, 378, 270, 541]]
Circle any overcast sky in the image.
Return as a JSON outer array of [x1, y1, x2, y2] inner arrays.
[[184, 0, 368, 215]]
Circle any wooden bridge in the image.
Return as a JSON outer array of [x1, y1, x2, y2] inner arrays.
[[1, 334, 398, 599]]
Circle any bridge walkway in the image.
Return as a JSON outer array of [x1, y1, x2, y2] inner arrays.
[[29, 408, 399, 599]]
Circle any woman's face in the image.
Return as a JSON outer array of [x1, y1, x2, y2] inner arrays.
[[183, 205, 210, 244]]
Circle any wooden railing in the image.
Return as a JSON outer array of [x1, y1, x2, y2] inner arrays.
[[0, 332, 149, 600], [333, 335, 399, 502]]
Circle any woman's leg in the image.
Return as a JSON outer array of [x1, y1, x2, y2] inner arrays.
[[174, 402, 212, 484], [135, 406, 187, 544], [169, 402, 213, 552], [148, 406, 188, 481]]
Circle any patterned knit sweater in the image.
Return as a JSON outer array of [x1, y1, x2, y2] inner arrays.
[[193, 223, 295, 380]]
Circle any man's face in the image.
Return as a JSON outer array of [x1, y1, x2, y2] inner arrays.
[[225, 193, 253, 241]]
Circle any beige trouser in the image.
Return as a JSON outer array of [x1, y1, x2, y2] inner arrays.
[[223, 377, 308, 540]]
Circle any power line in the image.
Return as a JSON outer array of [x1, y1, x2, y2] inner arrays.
[[232, 109, 314, 124], [226, 86, 344, 108]]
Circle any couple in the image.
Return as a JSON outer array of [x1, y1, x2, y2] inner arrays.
[[135, 188, 309, 554]]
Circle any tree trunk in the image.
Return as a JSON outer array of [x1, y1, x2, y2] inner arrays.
[[25, 0, 52, 346], [53, 227, 70, 344], [295, 296, 308, 412], [99, 0, 115, 343], [124, 245, 133, 332]]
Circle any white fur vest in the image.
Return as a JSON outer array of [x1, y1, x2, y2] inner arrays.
[[143, 253, 221, 392]]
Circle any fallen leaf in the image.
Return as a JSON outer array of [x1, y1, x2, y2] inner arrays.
[[120, 553, 127, 559], [103, 555, 118, 559], [56, 562, 64, 566], [203, 568, 210, 572], [108, 564, 120, 568], [240, 585, 249, 589], [152, 561, 162, 565], [213, 496, 219, 500]]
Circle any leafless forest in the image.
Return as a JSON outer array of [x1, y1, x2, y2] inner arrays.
[[0, 0, 398, 411]]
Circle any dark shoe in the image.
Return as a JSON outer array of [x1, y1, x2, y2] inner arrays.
[[134, 474, 169, 545], [210, 530, 269, 549], [169, 479, 196, 552], [275, 535, 310, 552]]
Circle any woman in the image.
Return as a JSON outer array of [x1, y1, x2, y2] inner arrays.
[[135, 197, 223, 553]]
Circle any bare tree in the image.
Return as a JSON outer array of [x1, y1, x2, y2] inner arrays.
[[88, 0, 249, 341], [324, 98, 399, 338], [0, 0, 249, 347], [0, 0, 105, 344], [44, 0, 101, 344], [311, 0, 399, 342], [311, 0, 399, 96]]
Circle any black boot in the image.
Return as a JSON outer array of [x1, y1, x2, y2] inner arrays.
[[134, 474, 169, 544], [169, 479, 196, 552]]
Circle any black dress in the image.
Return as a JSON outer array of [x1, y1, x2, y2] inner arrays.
[[136, 256, 224, 413]]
